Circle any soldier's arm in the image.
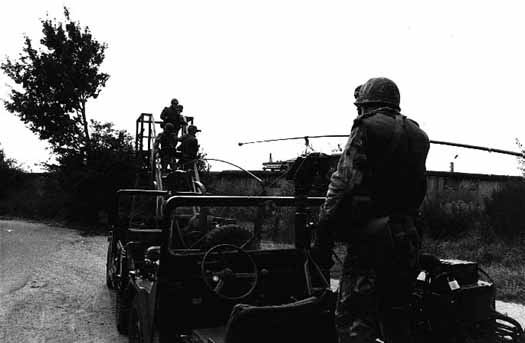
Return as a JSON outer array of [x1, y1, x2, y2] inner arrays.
[[319, 125, 367, 223], [153, 135, 161, 151], [160, 107, 167, 121], [190, 139, 199, 157]]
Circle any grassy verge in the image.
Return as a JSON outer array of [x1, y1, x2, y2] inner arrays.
[[423, 231, 525, 303], [329, 232, 525, 303]]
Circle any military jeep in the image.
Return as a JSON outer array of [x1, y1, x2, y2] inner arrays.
[[124, 195, 335, 343], [116, 194, 524, 343]]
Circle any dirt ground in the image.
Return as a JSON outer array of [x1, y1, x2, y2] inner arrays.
[[0, 220, 125, 343], [1, 219, 525, 343]]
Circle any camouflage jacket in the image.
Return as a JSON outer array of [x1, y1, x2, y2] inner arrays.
[[154, 131, 178, 152], [319, 107, 429, 230], [160, 106, 185, 129], [177, 134, 199, 159]]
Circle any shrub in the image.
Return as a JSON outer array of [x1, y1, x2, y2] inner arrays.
[[50, 121, 138, 224], [0, 148, 24, 198], [421, 191, 484, 239], [484, 181, 525, 239]]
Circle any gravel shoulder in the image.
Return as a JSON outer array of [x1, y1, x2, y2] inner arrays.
[[0, 219, 524, 342]]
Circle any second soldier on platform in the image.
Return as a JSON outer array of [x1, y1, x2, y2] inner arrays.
[[154, 122, 179, 172]]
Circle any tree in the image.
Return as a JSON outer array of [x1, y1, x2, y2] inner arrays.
[[52, 120, 138, 223], [1, 7, 109, 156]]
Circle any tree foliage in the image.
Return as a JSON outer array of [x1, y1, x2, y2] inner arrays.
[[0, 146, 24, 199], [1, 7, 109, 154], [0, 8, 140, 224], [485, 181, 525, 239], [51, 121, 137, 223]]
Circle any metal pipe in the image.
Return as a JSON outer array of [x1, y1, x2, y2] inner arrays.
[[204, 158, 265, 184], [238, 135, 524, 158], [165, 195, 326, 212], [430, 140, 524, 157], [238, 135, 347, 147]]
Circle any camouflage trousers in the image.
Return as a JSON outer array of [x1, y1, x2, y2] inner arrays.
[[159, 149, 176, 170], [335, 217, 421, 343]]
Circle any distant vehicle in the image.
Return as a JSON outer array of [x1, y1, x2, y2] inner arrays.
[[261, 159, 296, 172]]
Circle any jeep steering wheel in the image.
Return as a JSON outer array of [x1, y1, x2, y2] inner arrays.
[[201, 244, 258, 301]]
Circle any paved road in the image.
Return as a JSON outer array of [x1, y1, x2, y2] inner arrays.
[[0, 219, 524, 342]]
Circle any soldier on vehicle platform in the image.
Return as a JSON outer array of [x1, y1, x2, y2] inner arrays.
[[160, 98, 187, 136], [315, 77, 430, 343], [176, 125, 201, 170], [154, 122, 178, 172]]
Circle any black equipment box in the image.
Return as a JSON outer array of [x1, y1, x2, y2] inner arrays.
[[426, 280, 495, 328], [422, 259, 496, 334], [439, 259, 479, 286]]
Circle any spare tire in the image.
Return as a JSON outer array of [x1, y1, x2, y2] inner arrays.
[[204, 224, 255, 250]]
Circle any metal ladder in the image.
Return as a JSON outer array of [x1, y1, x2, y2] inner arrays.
[[133, 113, 203, 222]]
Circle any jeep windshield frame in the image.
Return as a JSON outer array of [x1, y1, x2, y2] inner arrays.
[[164, 195, 325, 254]]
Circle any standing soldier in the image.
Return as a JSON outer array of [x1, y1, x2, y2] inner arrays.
[[160, 98, 187, 137], [154, 123, 178, 172], [315, 77, 430, 343], [176, 125, 201, 170]]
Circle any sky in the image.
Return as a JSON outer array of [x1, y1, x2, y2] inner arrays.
[[1, 0, 524, 175]]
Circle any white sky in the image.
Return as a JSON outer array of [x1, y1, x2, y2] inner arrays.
[[1, 0, 524, 175]]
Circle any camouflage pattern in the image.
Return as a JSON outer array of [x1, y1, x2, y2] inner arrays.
[[177, 133, 199, 170], [320, 105, 429, 343], [154, 130, 179, 170], [336, 218, 421, 343], [160, 104, 186, 133]]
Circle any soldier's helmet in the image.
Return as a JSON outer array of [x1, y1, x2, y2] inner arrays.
[[171, 98, 179, 106], [188, 125, 201, 133], [164, 123, 175, 132], [354, 77, 400, 110]]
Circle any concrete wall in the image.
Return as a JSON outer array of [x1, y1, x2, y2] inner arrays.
[[202, 170, 524, 208], [426, 171, 523, 207], [201, 170, 294, 196]]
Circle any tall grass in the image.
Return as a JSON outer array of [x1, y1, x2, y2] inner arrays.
[[423, 231, 525, 302]]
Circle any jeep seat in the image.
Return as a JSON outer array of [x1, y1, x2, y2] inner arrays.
[[224, 292, 337, 343]]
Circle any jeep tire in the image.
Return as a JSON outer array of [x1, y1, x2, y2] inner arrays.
[[116, 288, 131, 335], [128, 302, 143, 343], [106, 237, 115, 289]]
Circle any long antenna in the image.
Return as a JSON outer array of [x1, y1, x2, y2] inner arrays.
[[238, 135, 347, 147], [238, 135, 524, 158]]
